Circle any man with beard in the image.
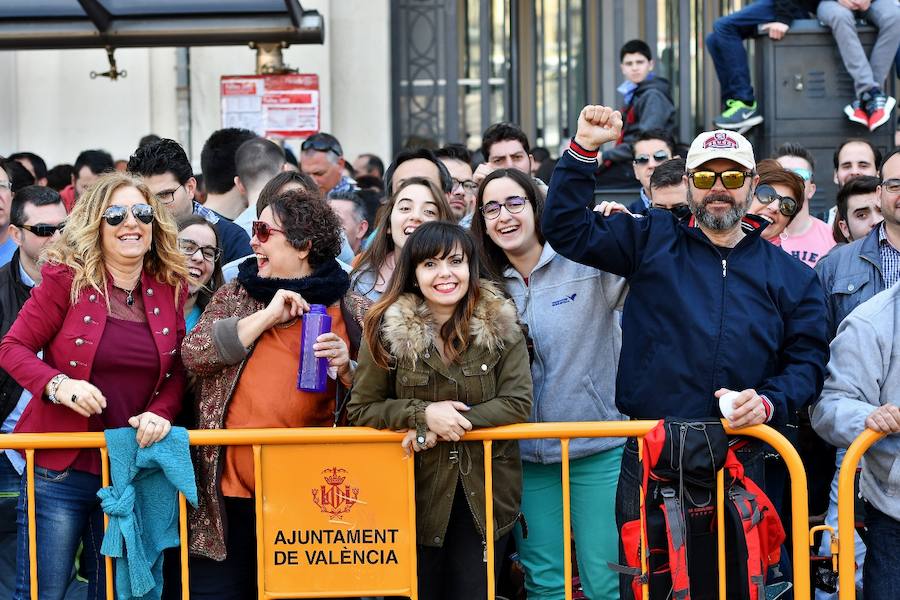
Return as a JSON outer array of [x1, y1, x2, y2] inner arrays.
[[543, 105, 828, 596]]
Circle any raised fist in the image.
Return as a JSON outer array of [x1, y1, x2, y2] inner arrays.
[[574, 105, 623, 151]]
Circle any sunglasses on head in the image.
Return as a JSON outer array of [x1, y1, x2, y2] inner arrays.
[[480, 196, 528, 220], [754, 184, 799, 217], [20, 222, 65, 237], [301, 138, 342, 157], [634, 150, 671, 165], [688, 170, 752, 190], [789, 167, 812, 182], [102, 204, 154, 226], [252, 220, 287, 243]]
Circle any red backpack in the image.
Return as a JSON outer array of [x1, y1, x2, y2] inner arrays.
[[615, 419, 786, 600]]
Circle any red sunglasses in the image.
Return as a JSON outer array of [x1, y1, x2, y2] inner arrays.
[[252, 220, 287, 243]]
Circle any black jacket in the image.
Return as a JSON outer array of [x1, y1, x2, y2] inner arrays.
[[0, 250, 33, 423]]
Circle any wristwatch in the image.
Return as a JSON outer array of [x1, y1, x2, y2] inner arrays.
[[46, 374, 69, 404]]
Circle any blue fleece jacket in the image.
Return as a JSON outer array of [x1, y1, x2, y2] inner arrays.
[[501, 244, 629, 463], [98, 427, 198, 600]]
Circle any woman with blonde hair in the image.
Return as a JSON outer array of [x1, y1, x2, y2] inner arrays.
[[350, 176, 454, 301], [0, 171, 188, 599]]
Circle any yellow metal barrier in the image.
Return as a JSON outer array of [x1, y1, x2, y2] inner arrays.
[[835, 428, 884, 600], [3, 420, 811, 600]]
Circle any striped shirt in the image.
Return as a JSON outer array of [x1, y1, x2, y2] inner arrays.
[[879, 223, 900, 290]]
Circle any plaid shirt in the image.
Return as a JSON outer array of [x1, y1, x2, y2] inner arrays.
[[879, 223, 900, 290]]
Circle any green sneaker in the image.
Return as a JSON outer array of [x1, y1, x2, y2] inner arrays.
[[714, 99, 763, 131]]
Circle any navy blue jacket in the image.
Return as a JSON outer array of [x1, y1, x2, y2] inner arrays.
[[542, 149, 829, 425]]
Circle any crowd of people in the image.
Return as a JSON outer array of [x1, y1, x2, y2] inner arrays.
[[0, 23, 899, 600]]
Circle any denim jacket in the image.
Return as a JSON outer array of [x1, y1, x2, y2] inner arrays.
[[815, 225, 885, 340]]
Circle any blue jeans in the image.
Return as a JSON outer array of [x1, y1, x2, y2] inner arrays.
[[0, 453, 22, 599], [15, 466, 106, 600], [706, 0, 810, 104], [862, 502, 900, 599]]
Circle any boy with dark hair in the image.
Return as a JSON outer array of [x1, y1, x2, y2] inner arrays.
[[8, 152, 48, 187], [648, 157, 690, 216], [128, 138, 251, 264], [199, 127, 257, 220], [708, 0, 817, 132], [436, 144, 476, 222], [834, 175, 883, 243], [60, 149, 114, 211], [597, 39, 676, 188], [627, 129, 677, 214]]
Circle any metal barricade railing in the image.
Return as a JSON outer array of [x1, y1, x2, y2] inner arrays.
[[3, 420, 811, 600], [834, 428, 883, 600]]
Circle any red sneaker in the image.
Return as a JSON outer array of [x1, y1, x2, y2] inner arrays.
[[867, 93, 896, 132], [844, 100, 868, 126]]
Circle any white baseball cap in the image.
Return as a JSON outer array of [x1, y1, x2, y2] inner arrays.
[[685, 130, 755, 171]]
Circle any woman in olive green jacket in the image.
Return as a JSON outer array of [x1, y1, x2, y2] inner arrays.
[[348, 221, 533, 600]]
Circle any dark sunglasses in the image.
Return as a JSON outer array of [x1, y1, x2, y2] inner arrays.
[[178, 239, 221, 262], [20, 222, 65, 237], [252, 220, 287, 243], [634, 150, 671, 165], [301, 138, 342, 157], [652, 204, 692, 220], [754, 184, 799, 217], [480, 196, 528, 220], [688, 170, 751, 190], [102, 204, 154, 226]]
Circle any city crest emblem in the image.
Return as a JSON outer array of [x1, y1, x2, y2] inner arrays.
[[312, 466, 360, 519]]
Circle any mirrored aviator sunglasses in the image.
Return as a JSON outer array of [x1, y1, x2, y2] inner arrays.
[[102, 204, 154, 226], [689, 170, 749, 190]]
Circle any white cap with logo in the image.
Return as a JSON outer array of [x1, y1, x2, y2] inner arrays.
[[685, 130, 755, 171]]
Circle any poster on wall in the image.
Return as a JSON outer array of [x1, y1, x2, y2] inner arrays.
[[220, 73, 320, 138]]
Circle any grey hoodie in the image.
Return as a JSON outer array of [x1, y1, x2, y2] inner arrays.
[[502, 244, 628, 463], [811, 283, 900, 522]]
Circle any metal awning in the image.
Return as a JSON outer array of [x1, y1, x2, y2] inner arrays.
[[0, 0, 324, 50]]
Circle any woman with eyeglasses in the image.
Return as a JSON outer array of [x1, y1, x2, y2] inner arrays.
[[349, 221, 532, 599], [350, 176, 454, 301], [0, 172, 188, 598], [749, 160, 806, 245], [176, 215, 225, 333], [470, 168, 628, 600], [180, 188, 369, 599]]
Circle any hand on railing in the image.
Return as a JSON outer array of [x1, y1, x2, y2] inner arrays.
[[128, 411, 172, 448], [716, 388, 767, 429], [864, 405, 900, 434], [425, 401, 472, 442], [400, 429, 437, 455]]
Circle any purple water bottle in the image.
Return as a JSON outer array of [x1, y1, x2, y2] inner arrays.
[[297, 304, 332, 392]]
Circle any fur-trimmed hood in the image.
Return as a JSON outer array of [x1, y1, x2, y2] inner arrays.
[[381, 279, 520, 365]]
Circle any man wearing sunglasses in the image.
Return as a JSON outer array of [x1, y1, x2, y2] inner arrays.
[[0, 185, 66, 596], [627, 129, 676, 215], [543, 106, 828, 565]]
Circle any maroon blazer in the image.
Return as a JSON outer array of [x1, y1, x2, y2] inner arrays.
[[0, 262, 187, 470]]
